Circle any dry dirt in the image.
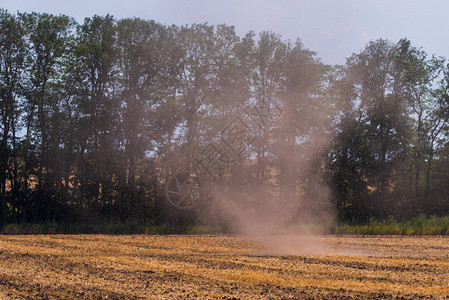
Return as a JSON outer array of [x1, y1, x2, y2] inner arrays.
[[0, 234, 448, 299]]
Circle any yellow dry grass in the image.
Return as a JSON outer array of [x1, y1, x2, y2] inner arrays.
[[0, 234, 448, 299]]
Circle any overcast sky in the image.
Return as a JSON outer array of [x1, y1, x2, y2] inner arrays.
[[2, 0, 448, 65]]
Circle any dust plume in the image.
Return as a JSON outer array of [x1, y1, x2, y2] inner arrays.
[[203, 103, 336, 256]]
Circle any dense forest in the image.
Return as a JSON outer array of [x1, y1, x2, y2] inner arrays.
[[1, 9, 449, 229]]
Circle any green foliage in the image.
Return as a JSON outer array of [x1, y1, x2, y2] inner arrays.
[[0, 10, 448, 230], [329, 38, 449, 221], [332, 215, 449, 235]]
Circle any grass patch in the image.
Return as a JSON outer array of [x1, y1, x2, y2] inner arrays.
[[1, 222, 223, 235], [4, 215, 449, 236], [332, 215, 449, 235]]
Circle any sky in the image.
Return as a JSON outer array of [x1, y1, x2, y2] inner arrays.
[[2, 0, 448, 65]]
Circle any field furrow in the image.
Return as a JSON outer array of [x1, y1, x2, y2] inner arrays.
[[0, 235, 448, 299]]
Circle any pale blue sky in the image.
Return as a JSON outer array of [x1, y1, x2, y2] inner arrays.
[[2, 0, 448, 65]]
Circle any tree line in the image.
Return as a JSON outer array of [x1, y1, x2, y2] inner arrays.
[[1, 9, 449, 228]]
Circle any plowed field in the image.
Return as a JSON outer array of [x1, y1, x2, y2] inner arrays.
[[0, 234, 448, 299]]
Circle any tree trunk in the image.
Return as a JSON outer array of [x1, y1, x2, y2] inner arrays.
[[0, 132, 9, 229]]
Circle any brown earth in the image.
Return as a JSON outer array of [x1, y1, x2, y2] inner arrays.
[[0, 234, 448, 299]]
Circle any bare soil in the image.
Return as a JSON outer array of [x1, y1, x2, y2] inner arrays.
[[0, 234, 448, 299]]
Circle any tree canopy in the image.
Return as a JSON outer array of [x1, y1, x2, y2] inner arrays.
[[1, 9, 448, 227]]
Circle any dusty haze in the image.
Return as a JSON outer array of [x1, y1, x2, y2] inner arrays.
[[200, 101, 336, 255]]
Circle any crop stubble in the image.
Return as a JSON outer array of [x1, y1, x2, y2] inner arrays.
[[0, 234, 448, 299]]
